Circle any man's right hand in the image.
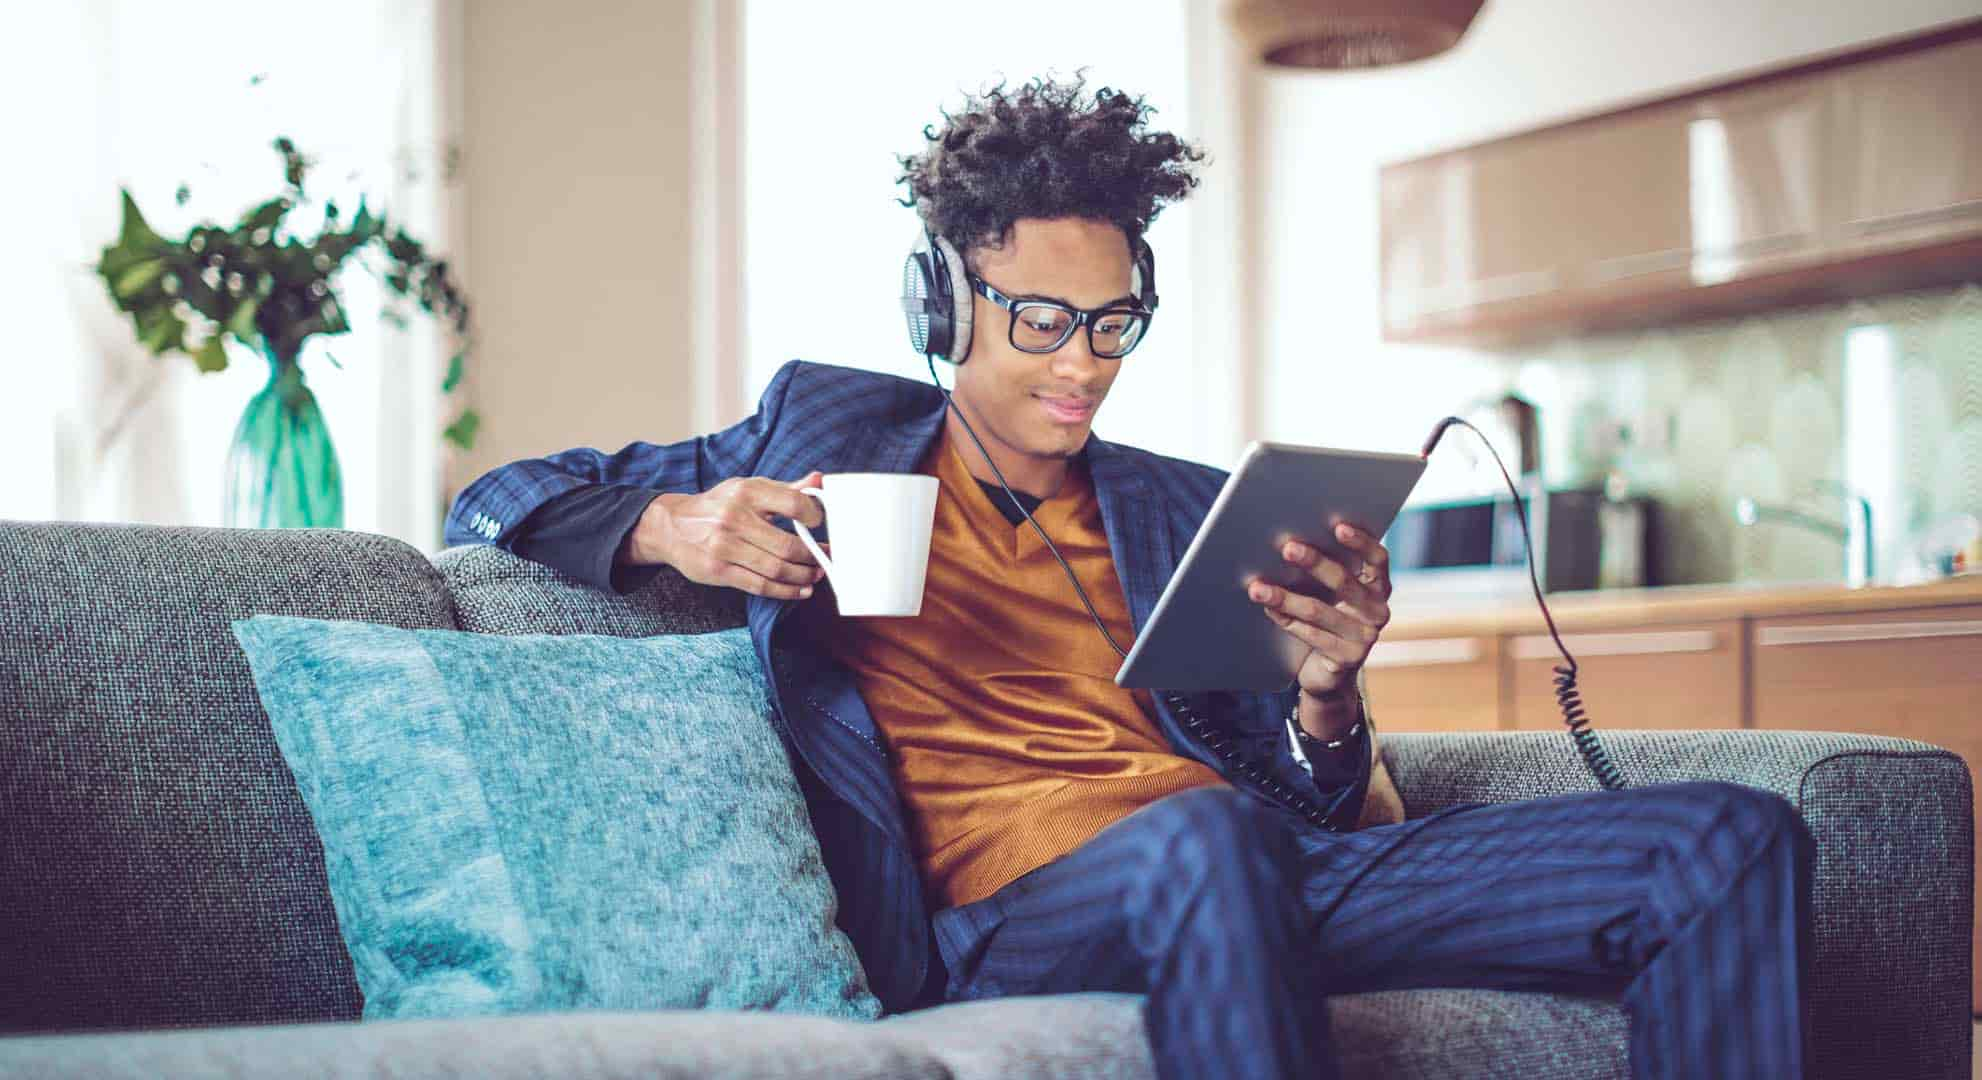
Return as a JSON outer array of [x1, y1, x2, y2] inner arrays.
[[619, 471, 828, 600]]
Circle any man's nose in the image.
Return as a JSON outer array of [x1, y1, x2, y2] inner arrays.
[[1050, 329, 1102, 380]]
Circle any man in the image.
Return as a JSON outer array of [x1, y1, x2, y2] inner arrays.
[[445, 77, 1813, 1080]]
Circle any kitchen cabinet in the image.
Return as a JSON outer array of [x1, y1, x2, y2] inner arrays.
[[1566, 105, 1695, 292], [1379, 20, 1982, 347], [1380, 128, 1601, 339], [1748, 604, 1982, 1013], [1673, 77, 1830, 283], [1379, 154, 1473, 331], [1460, 132, 1581, 315], [1363, 635, 1502, 732], [1380, 578, 1982, 1008], [1830, 35, 1982, 258], [1505, 621, 1746, 732]]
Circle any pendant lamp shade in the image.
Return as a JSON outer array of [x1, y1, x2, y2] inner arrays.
[[1226, 0, 1485, 68]]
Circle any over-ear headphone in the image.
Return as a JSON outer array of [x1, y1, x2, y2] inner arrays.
[[901, 225, 1159, 365]]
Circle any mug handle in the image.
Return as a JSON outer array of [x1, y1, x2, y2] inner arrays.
[[793, 487, 834, 582]]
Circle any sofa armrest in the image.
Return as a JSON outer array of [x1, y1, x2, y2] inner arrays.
[[1379, 728, 1973, 1080]]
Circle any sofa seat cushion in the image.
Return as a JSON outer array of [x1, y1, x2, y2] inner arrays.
[[0, 1010, 944, 1080], [230, 617, 879, 1020], [882, 988, 1629, 1079]]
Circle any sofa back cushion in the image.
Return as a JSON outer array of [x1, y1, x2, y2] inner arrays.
[[0, 521, 458, 1035], [435, 544, 745, 638]]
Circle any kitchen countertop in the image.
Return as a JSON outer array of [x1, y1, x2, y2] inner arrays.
[[1382, 572, 1982, 639]]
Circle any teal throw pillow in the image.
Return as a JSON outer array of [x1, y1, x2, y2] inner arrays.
[[230, 616, 879, 1021]]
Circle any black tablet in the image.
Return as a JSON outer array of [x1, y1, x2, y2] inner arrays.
[[1114, 440, 1427, 692]]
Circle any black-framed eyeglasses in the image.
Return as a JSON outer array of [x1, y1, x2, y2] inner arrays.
[[967, 274, 1152, 359]]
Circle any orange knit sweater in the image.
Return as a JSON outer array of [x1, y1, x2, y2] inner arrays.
[[791, 424, 1228, 909]]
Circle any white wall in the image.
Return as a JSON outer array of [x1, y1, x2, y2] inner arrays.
[[452, 0, 699, 500], [1254, 0, 1982, 471]]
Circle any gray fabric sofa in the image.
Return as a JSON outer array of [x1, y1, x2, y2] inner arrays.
[[0, 519, 1970, 1079]]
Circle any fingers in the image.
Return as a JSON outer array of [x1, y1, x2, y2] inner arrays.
[[1263, 605, 1360, 673], [672, 473, 831, 600], [1276, 539, 1389, 624], [1247, 578, 1379, 657], [730, 498, 820, 561], [713, 526, 824, 588], [1333, 522, 1389, 572], [716, 493, 827, 590], [1329, 523, 1392, 598], [770, 472, 827, 528], [702, 556, 817, 601]]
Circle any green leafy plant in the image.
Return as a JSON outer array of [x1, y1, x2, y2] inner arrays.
[[96, 136, 479, 449]]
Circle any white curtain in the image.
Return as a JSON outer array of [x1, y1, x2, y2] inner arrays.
[[0, 1, 454, 551]]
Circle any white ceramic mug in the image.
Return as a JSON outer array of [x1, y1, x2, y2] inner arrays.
[[792, 474, 940, 617]]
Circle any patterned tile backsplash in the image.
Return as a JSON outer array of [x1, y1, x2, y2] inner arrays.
[[1488, 279, 1982, 587]]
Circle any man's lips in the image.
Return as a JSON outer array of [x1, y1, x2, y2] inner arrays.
[[1035, 394, 1097, 422]]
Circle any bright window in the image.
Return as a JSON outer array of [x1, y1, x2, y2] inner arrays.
[[0, 1, 445, 548], [742, 0, 1199, 462]]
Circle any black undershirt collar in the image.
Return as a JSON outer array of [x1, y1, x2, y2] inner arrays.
[[975, 479, 1043, 527]]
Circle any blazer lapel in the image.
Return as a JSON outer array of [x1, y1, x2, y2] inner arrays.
[[1084, 436, 1229, 766], [1084, 436, 1177, 635]]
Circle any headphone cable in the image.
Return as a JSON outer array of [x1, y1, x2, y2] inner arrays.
[[927, 353, 1133, 662], [924, 356, 1625, 793]]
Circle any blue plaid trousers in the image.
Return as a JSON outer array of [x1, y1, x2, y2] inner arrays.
[[932, 779, 1814, 1080]]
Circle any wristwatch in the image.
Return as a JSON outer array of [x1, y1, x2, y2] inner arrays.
[[1293, 667, 1371, 759]]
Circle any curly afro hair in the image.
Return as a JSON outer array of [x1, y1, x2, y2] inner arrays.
[[896, 74, 1205, 266]]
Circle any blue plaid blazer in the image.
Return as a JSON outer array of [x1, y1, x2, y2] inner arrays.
[[443, 359, 1372, 1012]]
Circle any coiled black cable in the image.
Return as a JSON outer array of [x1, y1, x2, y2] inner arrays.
[[1420, 418, 1626, 791]]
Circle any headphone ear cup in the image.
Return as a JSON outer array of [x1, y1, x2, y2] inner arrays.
[[902, 247, 950, 359], [1132, 236, 1159, 312], [931, 233, 973, 365]]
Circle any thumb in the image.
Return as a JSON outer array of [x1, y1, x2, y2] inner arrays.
[[789, 470, 824, 489]]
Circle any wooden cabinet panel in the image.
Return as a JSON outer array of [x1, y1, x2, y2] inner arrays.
[[1750, 604, 1982, 731], [1379, 155, 1473, 331], [1748, 603, 1982, 1014], [1831, 36, 1982, 256], [1464, 134, 1578, 304], [1683, 77, 1830, 281], [1568, 105, 1694, 291], [1364, 636, 1502, 732], [1505, 621, 1746, 731]]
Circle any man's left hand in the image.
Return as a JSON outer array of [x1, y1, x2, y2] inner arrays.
[[1244, 522, 1392, 700]]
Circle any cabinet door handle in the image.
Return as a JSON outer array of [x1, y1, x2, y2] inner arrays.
[[1756, 620, 1982, 647], [1511, 629, 1719, 660], [1843, 197, 1982, 236], [1366, 638, 1482, 668], [1591, 247, 1691, 282], [1468, 268, 1560, 304], [1721, 231, 1806, 257]]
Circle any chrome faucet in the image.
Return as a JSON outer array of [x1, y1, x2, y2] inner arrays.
[[1733, 484, 1874, 587]]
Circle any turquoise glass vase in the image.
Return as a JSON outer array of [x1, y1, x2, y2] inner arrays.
[[223, 342, 343, 528]]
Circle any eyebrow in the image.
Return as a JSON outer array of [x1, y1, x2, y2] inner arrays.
[[1011, 289, 1140, 309]]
